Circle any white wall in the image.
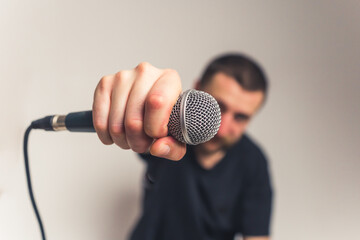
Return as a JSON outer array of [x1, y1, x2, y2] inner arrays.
[[1, 0, 359, 239]]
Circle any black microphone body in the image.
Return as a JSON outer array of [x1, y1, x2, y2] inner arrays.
[[64, 111, 95, 132], [32, 111, 95, 132]]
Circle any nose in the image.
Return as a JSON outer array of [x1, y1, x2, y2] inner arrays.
[[217, 112, 231, 137]]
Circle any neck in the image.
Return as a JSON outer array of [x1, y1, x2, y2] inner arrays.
[[193, 147, 226, 170]]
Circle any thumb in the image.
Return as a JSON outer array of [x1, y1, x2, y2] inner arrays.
[[150, 136, 186, 161]]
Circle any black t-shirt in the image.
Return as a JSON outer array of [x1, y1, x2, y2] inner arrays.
[[129, 134, 273, 240]]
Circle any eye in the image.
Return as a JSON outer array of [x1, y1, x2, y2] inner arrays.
[[234, 114, 250, 122]]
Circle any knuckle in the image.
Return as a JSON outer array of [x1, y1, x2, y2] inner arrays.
[[114, 71, 129, 83], [125, 119, 152, 153], [109, 122, 125, 137], [146, 125, 168, 139], [136, 62, 152, 74], [112, 136, 130, 149], [100, 138, 113, 145], [164, 69, 180, 79], [147, 93, 166, 110], [97, 75, 113, 93], [93, 118, 107, 132], [144, 124, 167, 139], [143, 127, 153, 138], [125, 118, 143, 133], [115, 142, 130, 150], [145, 116, 168, 138]]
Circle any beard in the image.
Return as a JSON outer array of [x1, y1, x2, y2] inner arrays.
[[195, 135, 236, 155]]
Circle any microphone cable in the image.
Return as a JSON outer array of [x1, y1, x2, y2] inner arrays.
[[24, 124, 46, 240]]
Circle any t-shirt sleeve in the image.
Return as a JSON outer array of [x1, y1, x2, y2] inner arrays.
[[235, 148, 273, 236]]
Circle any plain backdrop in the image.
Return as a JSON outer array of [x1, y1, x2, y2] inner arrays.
[[1, 0, 359, 239]]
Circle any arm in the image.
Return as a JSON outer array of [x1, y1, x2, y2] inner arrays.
[[92, 62, 186, 160], [235, 147, 273, 238]]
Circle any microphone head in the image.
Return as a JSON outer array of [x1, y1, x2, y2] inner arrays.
[[168, 89, 221, 145]]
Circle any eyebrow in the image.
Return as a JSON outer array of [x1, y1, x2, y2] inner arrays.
[[217, 100, 251, 120], [234, 113, 251, 120]]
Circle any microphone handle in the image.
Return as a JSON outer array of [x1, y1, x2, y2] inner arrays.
[[66, 111, 95, 132], [31, 111, 95, 132]]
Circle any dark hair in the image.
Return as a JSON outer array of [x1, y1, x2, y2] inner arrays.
[[199, 53, 268, 96]]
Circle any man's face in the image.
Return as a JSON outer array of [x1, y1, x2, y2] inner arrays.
[[197, 72, 265, 154]]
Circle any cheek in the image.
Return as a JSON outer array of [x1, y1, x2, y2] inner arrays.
[[232, 122, 248, 137]]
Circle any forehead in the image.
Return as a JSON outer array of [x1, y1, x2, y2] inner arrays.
[[201, 72, 264, 115]]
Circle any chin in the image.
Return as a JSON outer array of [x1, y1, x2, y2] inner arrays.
[[197, 138, 225, 154]]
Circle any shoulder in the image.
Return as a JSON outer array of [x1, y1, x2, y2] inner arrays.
[[234, 133, 270, 177], [237, 133, 268, 162]]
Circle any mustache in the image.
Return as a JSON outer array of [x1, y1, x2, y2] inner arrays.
[[196, 135, 236, 155]]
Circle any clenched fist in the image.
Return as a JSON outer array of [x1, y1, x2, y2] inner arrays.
[[92, 62, 187, 160]]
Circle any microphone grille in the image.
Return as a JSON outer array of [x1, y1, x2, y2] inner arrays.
[[168, 89, 221, 145]]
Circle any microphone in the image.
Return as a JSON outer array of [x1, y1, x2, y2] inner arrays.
[[31, 89, 221, 145]]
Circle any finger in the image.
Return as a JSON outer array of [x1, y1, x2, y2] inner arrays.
[[144, 69, 182, 139], [93, 75, 114, 145], [150, 136, 187, 161], [124, 62, 162, 153], [108, 71, 133, 149]]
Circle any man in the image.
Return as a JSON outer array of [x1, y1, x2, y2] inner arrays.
[[92, 53, 273, 240]]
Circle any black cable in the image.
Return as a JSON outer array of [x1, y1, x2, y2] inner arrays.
[[24, 125, 46, 240]]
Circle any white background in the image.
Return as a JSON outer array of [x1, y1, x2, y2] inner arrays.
[[1, 0, 359, 239]]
